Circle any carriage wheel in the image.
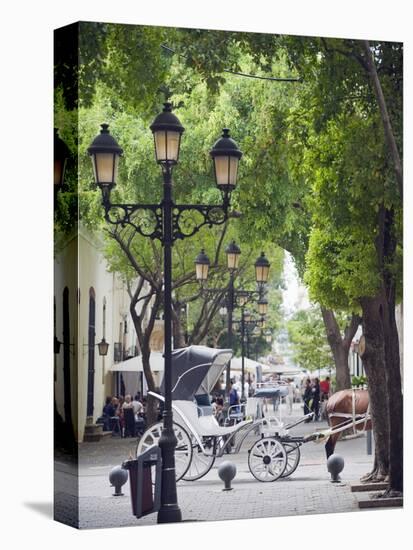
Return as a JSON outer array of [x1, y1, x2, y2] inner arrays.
[[248, 437, 287, 482], [182, 439, 216, 481], [280, 442, 301, 478], [136, 421, 192, 481]]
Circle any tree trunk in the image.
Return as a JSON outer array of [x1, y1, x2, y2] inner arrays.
[[129, 284, 162, 428], [380, 207, 403, 494], [333, 345, 351, 391], [360, 295, 390, 481], [141, 347, 158, 427], [320, 308, 359, 391], [381, 288, 403, 493]]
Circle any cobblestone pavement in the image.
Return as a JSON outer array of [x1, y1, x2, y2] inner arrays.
[[55, 404, 376, 529]]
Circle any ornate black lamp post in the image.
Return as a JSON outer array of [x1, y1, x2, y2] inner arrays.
[[88, 103, 242, 524], [195, 240, 241, 393], [236, 307, 267, 401], [195, 246, 271, 399]]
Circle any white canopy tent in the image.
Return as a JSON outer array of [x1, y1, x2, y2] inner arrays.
[[265, 363, 305, 376], [230, 356, 271, 374], [302, 367, 335, 379], [107, 352, 165, 373], [107, 353, 165, 396]]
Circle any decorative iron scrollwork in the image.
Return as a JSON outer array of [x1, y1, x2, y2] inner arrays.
[[103, 202, 163, 241], [103, 201, 229, 243], [172, 204, 228, 240]]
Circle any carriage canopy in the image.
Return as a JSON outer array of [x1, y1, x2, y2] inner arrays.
[[160, 346, 232, 401]]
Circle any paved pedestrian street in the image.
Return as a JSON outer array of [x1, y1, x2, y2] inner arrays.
[[55, 405, 378, 529]]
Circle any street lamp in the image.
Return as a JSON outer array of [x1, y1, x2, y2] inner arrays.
[[89, 103, 241, 524], [210, 128, 243, 196], [195, 242, 270, 398], [225, 240, 241, 271], [257, 297, 268, 316], [195, 240, 268, 395], [97, 338, 109, 356], [195, 241, 241, 393], [97, 298, 109, 357], [255, 252, 271, 285], [150, 102, 185, 164], [87, 123, 123, 203], [238, 309, 267, 402], [195, 249, 211, 282]]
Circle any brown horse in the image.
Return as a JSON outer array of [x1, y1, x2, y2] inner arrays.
[[324, 389, 371, 458]]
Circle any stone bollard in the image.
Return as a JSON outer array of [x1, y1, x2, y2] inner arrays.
[[327, 454, 344, 483], [109, 465, 128, 496], [218, 461, 237, 491]]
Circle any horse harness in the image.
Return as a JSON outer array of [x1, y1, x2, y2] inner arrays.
[[328, 388, 370, 435]]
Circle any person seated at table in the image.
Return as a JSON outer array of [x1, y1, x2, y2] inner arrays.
[[106, 397, 121, 434], [100, 396, 114, 431], [213, 396, 225, 425], [132, 394, 143, 416]]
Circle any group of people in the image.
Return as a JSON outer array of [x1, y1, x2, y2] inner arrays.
[[99, 393, 147, 437], [98, 375, 332, 435], [302, 376, 331, 421]]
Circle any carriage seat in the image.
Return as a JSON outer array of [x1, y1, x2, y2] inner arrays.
[[172, 400, 252, 437]]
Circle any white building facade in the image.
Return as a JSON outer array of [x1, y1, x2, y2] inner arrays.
[[54, 224, 146, 442]]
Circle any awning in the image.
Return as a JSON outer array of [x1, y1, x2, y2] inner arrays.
[[107, 352, 165, 373], [266, 363, 305, 376], [230, 356, 270, 373]]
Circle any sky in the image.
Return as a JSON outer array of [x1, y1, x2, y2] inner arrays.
[[281, 251, 311, 318]]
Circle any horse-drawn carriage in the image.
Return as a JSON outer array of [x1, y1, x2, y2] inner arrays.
[[136, 346, 320, 482]]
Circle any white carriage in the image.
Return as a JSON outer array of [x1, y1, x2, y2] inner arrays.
[[137, 346, 314, 482]]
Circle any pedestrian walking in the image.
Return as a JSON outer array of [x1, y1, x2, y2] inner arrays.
[[287, 378, 295, 415], [311, 378, 321, 421]]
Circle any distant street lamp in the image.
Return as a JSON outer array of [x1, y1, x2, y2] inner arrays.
[[237, 309, 267, 402], [97, 298, 109, 357], [88, 103, 241, 524], [195, 241, 270, 395], [255, 252, 271, 286], [257, 297, 269, 316], [194, 249, 211, 282]]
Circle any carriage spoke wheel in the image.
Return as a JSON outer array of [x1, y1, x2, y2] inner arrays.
[[248, 437, 287, 482], [136, 421, 192, 481], [182, 438, 215, 481], [280, 442, 300, 478]]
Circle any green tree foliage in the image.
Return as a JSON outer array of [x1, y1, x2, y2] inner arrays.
[[287, 307, 333, 372]]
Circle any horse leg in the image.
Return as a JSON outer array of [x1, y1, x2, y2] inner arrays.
[[325, 436, 334, 459], [325, 432, 340, 459]]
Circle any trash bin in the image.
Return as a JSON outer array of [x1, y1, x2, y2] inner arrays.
[[122, 445, 162, 518]]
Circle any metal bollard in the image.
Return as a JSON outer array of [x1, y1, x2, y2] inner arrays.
[[327, 454, 344, 483], [109, 465, 128, 496], [218, 461, 237, 491]]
